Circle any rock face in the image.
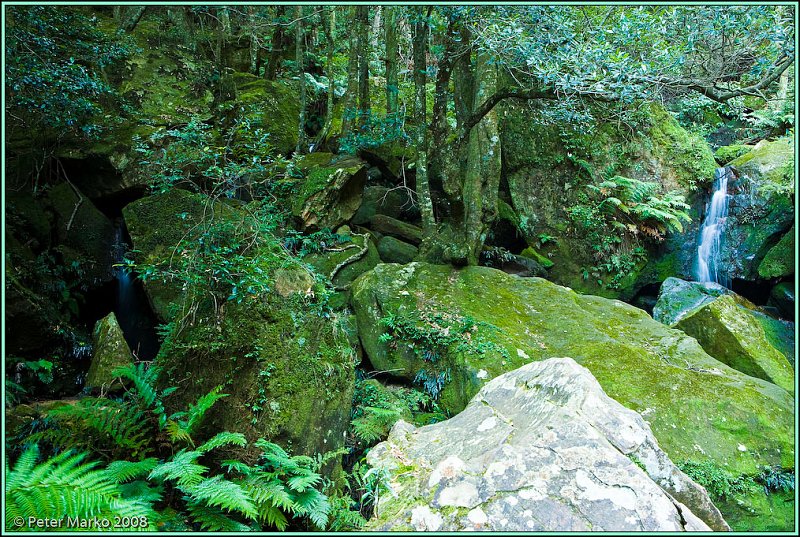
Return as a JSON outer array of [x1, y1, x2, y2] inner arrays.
[[367, 358, 725, 532], [87, 312, 134, 392], [720, 139, 794, 281], [758, 225, 794, 279], [123, 190, 355, 462], [675, 295, 794, 393], [351, 263, 794, 529], [501, 101, 717, 299], [292, 153, 367, 230], [653, 277, 731, 326], [769, 282, 795, 320], [351, 186, 410, 225]]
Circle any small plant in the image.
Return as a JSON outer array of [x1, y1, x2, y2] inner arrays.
[[414, 368, 451, 400], [756, 465, 795, 495], [677, 460, 758, 500]]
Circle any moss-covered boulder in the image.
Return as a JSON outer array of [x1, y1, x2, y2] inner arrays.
[[123, 189, 356, 462], [520, 246, 554, 269], [758, 226, 794, 279], [351, 186, 409, 225], [87, 312, 134, 392], [675, 295, 794, 393], [303, 233, 379, 290], [223, 72, 301, 156], [351, 262, 794, 529], [714, 144, 753, 165], [652, 277, 731, 326], [377, 236, 418, 264], [46, 182, 115, 286], [292, 153, 367, 231], [720, 137, 794, 281]]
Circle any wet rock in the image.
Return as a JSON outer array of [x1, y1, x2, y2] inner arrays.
[[367, 358, 725, 531], [652, 277, 731, 326], [768, 282, 795, 321]]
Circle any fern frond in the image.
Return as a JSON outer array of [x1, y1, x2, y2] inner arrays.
[[6, 445, 156, 526], [197, 432, 247, 454], [148, 450, 207, 488], [184, 475, 257, 519], [183, 386, 228, 437], [106, 458, 159, 484], [166, 420, 194, 447], [185, 499, 251, 531]]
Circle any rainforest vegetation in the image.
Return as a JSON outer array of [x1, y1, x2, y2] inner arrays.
[[4, 3, 796, 532]]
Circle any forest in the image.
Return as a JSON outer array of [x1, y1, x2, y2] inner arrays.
[[3, 3, 797, 532]]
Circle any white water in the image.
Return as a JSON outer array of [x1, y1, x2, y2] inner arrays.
[[695, 167, 731, 287]]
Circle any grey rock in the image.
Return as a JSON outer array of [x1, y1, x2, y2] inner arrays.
[[377, 236, 418, 264], [366, 358, 727, 532]]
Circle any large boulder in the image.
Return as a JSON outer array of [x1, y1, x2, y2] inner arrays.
[[377, 236, 418, 264], [652, 277, 731, 326], [351, 262, 794, 530], [367, 358, 726, 531], [351, 186, 410, 225], [123, 190, 356, 462], [675, 295, 794, 392], [86, 312, 134, 392], [769, 282, 795, 321], [46, 182, 116, 287], [292, 153, 367, 231]]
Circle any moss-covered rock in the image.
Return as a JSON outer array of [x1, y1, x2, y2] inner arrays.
[[652, 277, 731, 326], [377, 236, 418, 264], [303, 233, 379, 290], [223, 72, 301, 156], [768, 282, 795, 321], [351, 262, 794, 530], [123, 189, 356, 463], [87, 312, 134, 392], [501, 101, 716, 299], [716, 137, 795, 281], [46, 182, 115, 286], [351, 186, 409, 226], [292, 152, 367, 231], [758, 226, 794, 279], [675, 295, 794, 393], [520, 246, 554, 269], [714, 144, 753, 165]]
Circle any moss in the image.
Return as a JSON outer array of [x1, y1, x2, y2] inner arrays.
[[224, 72, 300, 156], [676, 295, 794, 393], [87, 312, 133, 390], [715, 144, 753, 165], [520, 247, 554, 269], [291, 153, 367, 230], [758, 226, 794, 279], [304, 234, 380, 289], [352, 263, 794, 529]]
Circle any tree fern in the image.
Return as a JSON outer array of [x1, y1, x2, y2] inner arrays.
[[6, 445, 156, 529]]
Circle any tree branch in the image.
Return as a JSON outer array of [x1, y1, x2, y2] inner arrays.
[[685, 54, 794, 103], [458, 87, 557, 141]]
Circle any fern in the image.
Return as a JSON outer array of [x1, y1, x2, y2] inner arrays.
[[6, 445, 156, 529], [197, 431, 247, 454], [106, 458, 159, 484]]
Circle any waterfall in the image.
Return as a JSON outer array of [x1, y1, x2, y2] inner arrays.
[[695, 167, 731, 287], [112, 220, 160, 361]]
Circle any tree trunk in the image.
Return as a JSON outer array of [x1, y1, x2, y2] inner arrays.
[[412, 10, 435, 235], [265, 6, 286, 80], [120, 6, 147, 33], [295, 6, 307, 154], [341, 8, 359, 137], [356, 5, 371, 127], [384, 7, 400, 117]]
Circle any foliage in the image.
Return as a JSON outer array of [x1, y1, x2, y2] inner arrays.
[[479, 246, 516, 267], [5, 6, 136, 138], [338, 111, 408, 154], [5, 445, 157, 531], [678, 460, 759, 500], [569, 175, 690, 289], [379, 309, 509, 364], [756, 466, 795, 495]]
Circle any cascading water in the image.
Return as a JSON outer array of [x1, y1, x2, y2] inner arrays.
[[112, 220, 160, 360], [695, 167, 731, 288]]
